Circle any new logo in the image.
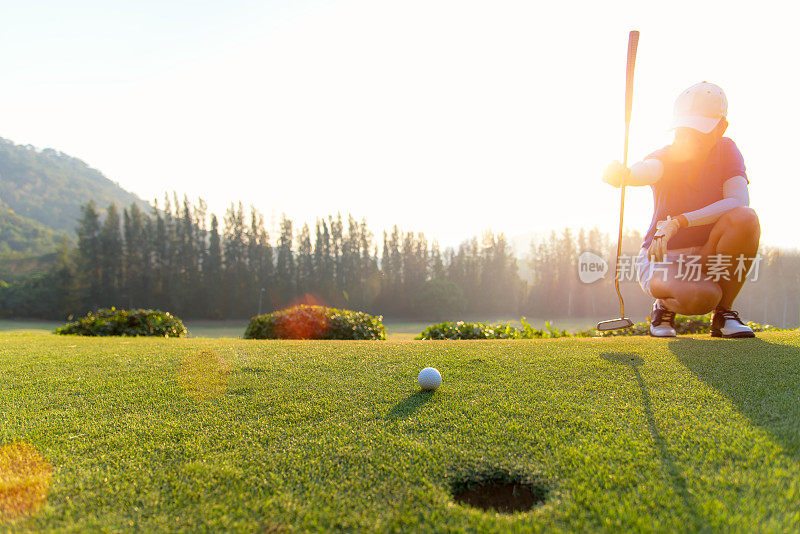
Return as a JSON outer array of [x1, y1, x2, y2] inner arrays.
[[578, 251, 608, 284]]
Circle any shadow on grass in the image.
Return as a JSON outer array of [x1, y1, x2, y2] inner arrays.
[[670, 337, 800, 458], [600, 353, 644, 367], [601, 352, 700, 530], [386, 390, 434, 421]]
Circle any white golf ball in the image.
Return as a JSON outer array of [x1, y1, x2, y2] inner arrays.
[[417, 367, 442, 391]]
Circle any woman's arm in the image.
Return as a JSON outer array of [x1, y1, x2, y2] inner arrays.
[[602, 158, 663, 187], [629, 158, 664, 186], [679, 176, 749, 227]]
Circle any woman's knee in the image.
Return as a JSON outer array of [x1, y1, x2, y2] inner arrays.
[[720, 207, 760, 236]]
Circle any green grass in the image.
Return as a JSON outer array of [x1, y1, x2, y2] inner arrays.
[[1, 332, 800, 531], [0, 320, 61, 335]]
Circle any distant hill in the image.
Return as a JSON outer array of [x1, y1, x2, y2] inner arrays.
[[0, 137, 151, 235], [0, 199, 71, 260]]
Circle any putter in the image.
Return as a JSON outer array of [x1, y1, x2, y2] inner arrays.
[[597, 30, 639, 332]]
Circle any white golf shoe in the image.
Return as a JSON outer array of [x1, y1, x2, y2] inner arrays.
[[711, 308, 755, 338], [649, 301, 677, 337]]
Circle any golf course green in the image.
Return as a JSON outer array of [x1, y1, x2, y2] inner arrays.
[[2, 331, 799, 532]]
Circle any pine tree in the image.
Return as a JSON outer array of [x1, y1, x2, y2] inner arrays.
[[223, 202, 248, 316], [51, 236, 77, 318], [378, 231, 392, 310], [123, 203, 146, 308], [152, 200, 168, 310], [384, 226, 404, 315], [359, 218, 380, 308], [257, 219, 273, 314], [177, 196, 200, 315], [340, 216, 360, 305], [205, 214, 223, 318], [193, 198, 209, 313], [141, 211, 154, 307], [99, 203, 123, 307], [400, 231, 428, 315], [295, 223, 313, 300], [275, 214, 295, 307], [314, 220, 333, 303], [430, 241, 445, 281], [76, 201, 102, 310], [160, 193, 180, 312], [329, 214, 344, 306], [247, 207, 272, 314]]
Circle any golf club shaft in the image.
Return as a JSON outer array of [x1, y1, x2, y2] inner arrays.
[[614, 30, 640, 319], [614, 134, 628, 319]]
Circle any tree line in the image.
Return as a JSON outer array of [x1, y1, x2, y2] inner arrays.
[[1, 194, 798, 328], [0, 195, 521, 320]]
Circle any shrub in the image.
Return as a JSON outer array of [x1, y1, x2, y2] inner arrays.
[[55, 308, 188, 337], [418, 314, 782, 339], [415, 321, 513, 340], [415, 318, 568, 340], [244, 305, 386, 340]]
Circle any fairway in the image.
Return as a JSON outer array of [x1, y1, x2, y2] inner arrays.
[[2, 332, 800, 532]]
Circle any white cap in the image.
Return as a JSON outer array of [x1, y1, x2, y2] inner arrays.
[[671, 82, 728, 134]]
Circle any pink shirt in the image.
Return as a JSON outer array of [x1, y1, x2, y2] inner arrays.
[[642, 137, 748, 249]]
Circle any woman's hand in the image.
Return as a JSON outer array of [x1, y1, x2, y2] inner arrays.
[[602, 161, 631, 188], [648, 216, 682, 262]]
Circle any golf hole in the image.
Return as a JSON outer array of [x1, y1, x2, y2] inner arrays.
[[451, 471, 548, 514]]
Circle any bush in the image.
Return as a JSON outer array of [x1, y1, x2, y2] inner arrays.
[[415, 318, 568, 340], [244, 305, 386, 340], [418, 314, 782, 339], [55, 308, 188, 337]]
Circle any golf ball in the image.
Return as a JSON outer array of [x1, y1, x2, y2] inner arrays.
[[417, 367, 442, 391]]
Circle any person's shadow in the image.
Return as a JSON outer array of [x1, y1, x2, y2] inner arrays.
[[600, 352, 700, 529], [669, 337, 800, 458]]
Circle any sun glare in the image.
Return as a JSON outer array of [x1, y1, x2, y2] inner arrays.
[[0, 443, 53, 522]]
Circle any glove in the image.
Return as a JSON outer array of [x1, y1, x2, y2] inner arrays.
[[602, 161, 631, 188], [647, 216, 681, 263]]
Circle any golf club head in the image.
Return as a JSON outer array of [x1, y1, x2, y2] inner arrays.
[[596, 317, 634, 331]]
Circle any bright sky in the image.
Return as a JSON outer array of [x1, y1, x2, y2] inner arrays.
[[2, 0, 797, 251]]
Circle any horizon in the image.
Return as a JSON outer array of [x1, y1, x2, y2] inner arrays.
[[2, 0, 797, 251]]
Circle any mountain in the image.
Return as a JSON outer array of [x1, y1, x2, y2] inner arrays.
[[0, 137, 151, 235], [0, 199, 71, 259]]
